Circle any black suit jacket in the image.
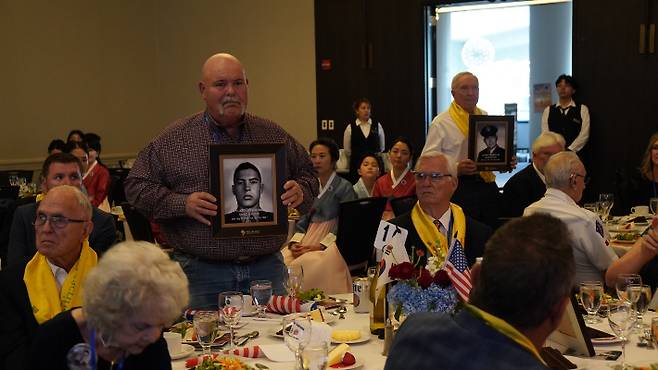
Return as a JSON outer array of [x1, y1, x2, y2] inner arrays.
[[6, 202, 116, 266], [0, 264, 38, 370], [501, 163, 546, 217], [389, 210, 492, 267], [477, 146, 505, 163]]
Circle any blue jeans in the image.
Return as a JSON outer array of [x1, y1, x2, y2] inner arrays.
[[172, 251, 287, 310]]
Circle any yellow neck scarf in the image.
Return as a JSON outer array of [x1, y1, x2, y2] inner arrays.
[[465, 304, 547, 366], [36, 193, 45, 202], [411, 202, 466, 260], [447, 101, 496, 183], [23, 240, 97, 324]]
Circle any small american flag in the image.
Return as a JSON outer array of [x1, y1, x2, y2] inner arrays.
[[445, 237, 472, 302]]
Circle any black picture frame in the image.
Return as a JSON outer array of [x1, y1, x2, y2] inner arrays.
[[468, 115, 515, 172], [209, 143, 287, 239]]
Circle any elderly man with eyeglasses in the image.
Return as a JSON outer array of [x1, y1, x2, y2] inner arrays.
[[389, 151, 492, 269], [1, 185, 97, 370]]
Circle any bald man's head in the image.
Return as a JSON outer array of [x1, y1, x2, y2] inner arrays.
[[198, 53, 249, 128]]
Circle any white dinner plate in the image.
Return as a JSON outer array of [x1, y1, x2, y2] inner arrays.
[[169, 344, 195, 360], [241, 306, 258, 317], [331, 330, 371, 344], [329, 359, 364, 369]]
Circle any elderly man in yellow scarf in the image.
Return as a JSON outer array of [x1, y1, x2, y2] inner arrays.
[[389, 151, 491, 270], [422, 72, 512, 229], [0, 185, 96, 370]]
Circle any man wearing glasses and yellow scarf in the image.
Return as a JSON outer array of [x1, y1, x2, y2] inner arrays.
[[0, 185, 97, 369]]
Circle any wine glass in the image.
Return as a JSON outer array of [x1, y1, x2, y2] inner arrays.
[[579, 281, 603, 324], [285, 266, 304, 299], [650, 198, 658, 214], [218, 291, 244, 352], [250, 280, 273, 318], [635, 284, 652, 329], [282, 315, 313, 370], [615, 274, 642, 304], [598, 193, 614, 223], [193, 311, 219, 356], [607, 303, 637, 368]]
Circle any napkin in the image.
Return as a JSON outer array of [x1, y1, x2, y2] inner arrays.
[[266, 295, 317, 314], [223, 345, 263, 358]]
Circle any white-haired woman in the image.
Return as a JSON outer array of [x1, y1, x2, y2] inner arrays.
[[29, 241, 189, 370]]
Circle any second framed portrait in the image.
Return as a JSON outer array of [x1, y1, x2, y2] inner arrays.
[[209, 143, 287, 239], [468, 115, 515, 172]]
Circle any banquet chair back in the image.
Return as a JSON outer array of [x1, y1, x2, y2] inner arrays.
[[120, 202, 154, 243], [390, 194, 417, 217], [108, 168, 130, 206], [336, 197, 387, 272]]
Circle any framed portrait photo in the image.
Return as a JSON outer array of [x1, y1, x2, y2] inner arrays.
[[468, 115, 515, 172], [209, 143, 287, 239]]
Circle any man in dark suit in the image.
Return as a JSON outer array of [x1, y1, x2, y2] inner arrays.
[[389, 151, 491, 267], [501, 132, 565, 217], [1, 185, 97, 370], [477, 125, 506, 163], [6, 153, 116, 266], [224, 162, 274, 224], [385, 214, 576, 370]]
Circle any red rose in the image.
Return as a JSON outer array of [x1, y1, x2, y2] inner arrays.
[[389, 262, 414, 280], [417, 268, 433, 289], [433, 269, 451, 288]]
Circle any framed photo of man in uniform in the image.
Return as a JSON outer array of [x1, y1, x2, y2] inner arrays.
[[209, 143, 287, 238], [468, 115, 515, 172]]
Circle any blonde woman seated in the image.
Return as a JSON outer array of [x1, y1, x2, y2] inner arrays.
[[353, 153, 382, 198], [283, 138, 356, 294], [29, 241, 189, 370]]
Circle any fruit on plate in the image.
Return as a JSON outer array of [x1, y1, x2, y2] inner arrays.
[[309, 308, 325, 322], [329, 351, 357, 368], [187, 355, 255, 369], [331, 330, 361, 342], [327, 343, 350, 366]]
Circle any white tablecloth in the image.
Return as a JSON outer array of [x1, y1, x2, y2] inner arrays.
[[172, 293, 387, 370]]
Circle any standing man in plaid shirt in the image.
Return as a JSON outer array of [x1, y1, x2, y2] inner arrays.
[[125, 53, 317, 309]]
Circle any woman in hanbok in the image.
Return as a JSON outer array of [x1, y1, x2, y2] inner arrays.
[[283, 138, 356, 294], [372, 137, 416, 220], [82, 133, 111, 210], [353, 153, 382, 198]]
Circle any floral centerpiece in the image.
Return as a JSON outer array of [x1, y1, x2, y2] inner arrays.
[[386, 252, 459, 320]]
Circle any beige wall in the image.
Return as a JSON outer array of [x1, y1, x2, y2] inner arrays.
[[0, 0, 316, 169]]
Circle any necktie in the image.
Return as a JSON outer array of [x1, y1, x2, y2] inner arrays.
[[433, 219, 446, 238]]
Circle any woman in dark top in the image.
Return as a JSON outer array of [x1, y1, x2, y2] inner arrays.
[[29, 242, 189, 370], [616, 132, 658, 214]]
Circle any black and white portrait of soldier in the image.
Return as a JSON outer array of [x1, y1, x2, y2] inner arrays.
[[476, 124, 506, 163], [224, 161, 275, 224]]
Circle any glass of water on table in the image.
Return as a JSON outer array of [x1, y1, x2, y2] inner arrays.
[[250, 280, 273, 318], [219, 291, 244, 352]]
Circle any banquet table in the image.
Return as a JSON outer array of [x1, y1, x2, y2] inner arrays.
[[172, 293, 387, 370], [172, 294, 658, 370], [566, 311, 658, 369]]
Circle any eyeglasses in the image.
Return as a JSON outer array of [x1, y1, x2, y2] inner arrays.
[[33, 213, 88, 229], [413, 171, 452, 182], [572, 173, 590, 185]]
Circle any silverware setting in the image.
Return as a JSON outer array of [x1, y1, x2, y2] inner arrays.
[[233, 330, 259, 346], [329, 306, 348, 319]]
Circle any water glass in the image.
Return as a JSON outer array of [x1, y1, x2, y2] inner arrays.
[[579, 281, 603, 324], [250, 280, 273, 318], [286, 266, 304, 299], [283, 315, 313, 370], [193, 311, 219, 355], [302, 342, 329, 370], [635, 285, 652, 328], [607, 303, 637, 368], [598, 193, 614, 222], [218, 291, 244, 352]]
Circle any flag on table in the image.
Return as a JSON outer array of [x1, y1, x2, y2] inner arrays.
[[444, 236, 472, 302]]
